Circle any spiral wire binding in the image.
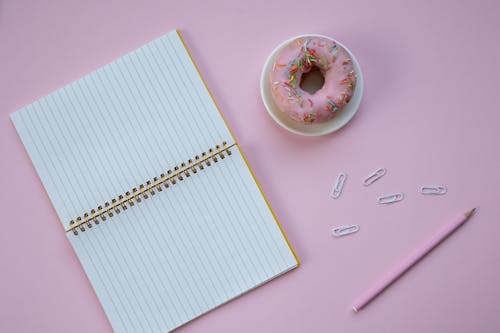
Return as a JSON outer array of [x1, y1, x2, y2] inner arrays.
[[67, 141, 235, 235]]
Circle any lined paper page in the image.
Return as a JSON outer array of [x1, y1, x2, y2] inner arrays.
[[69, 149, 297, 332], [11, 31, 233, 230], [11, 30, 298, 332]]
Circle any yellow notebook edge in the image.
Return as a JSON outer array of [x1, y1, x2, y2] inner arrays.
[[176, 29, 300, 267]]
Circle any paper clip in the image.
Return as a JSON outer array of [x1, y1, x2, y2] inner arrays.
[[330, 172, 347, 199], [378, 192, 404, 204], [363, 168, 387, 186], [332, 225, 360, 237], [420, 185, 447, 195]]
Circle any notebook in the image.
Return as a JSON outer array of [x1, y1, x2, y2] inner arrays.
[[11, 30, 299, 333]]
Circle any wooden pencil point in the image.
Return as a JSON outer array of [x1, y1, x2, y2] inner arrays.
[[465, 208, 477, 218]]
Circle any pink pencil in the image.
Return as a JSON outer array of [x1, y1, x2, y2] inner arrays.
[[352, 208, 477, 312]]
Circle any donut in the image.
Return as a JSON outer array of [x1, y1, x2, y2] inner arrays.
[[269, 36, 357, 124]]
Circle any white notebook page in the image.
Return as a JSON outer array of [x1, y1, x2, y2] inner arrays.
[[11, 30, 298, 332]]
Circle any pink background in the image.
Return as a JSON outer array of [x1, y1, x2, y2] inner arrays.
[[1, 0, 499, 332]]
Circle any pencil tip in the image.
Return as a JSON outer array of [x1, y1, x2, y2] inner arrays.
[[465, 208, 477, 218]]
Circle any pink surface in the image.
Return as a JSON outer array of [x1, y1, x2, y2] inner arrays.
[[1, 0, 499, 332]]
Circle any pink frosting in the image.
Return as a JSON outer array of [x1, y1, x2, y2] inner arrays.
[[269, 36, 357, 124]]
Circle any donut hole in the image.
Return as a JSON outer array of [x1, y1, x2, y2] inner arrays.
[[300, 65, 325, 94]]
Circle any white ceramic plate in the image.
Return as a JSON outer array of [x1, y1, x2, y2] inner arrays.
[[260, 34, 364, 136]]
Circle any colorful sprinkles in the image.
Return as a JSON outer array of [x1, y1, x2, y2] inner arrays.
[[270, 37, 357, 124], [326, 100, 339, 113]]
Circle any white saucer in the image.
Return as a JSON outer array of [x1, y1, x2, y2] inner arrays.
[[260, 34, 364, 136]]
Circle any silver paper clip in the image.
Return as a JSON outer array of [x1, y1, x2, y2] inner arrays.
[[332, 225, 360, 237], [420, 185, 447, 195], [363, 168, 387, 186], [330, 172, 347, 199], [378, 192, 404, 204]]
